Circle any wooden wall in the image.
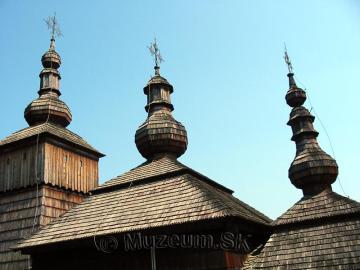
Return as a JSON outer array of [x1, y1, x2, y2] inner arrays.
[[0, 142, 99, 193], [0, 144, 44, 192], [0, 188, 39, 270], [44, 143, 98, 193], [40, 185, 84, 226], [0, 134, 100, 269], [0, 186, 85, 270]]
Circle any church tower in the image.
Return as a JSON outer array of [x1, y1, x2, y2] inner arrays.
[[251, 52, 360, 269], [0, 17, 104, 269]]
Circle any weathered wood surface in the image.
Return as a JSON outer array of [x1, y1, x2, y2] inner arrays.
[[252, 218, 360, 269], [44, 143, 98, 193], [0, 188, 38, 270], [0, 123, 102, 155], [0, 186, 85, 270], [0, 142, 99, 193], [17, 157, 271, 249], [97, 155, 231, 193], [274, 190, 360, 226], [0, 144, 44, 192], [251, 190, 360, 269]]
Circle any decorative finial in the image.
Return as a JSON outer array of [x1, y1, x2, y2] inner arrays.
[[284, 43, 293, 74], [136, 43, 187, 160], [148, 37, 164, 74], [283, 61, 338, 196], [44, 13, 62, 49]]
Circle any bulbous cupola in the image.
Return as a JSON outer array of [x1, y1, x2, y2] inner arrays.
[[285, 68, 338, 196], [135, 40, 187, 160], [24, 37, 72, 127]]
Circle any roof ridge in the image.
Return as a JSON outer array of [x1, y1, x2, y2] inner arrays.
[[187, 174, 272, 225]]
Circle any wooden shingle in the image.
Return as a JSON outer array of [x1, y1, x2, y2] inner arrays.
[[16, 157, 271, 249], [251, 190, 360, 269], [0, 122, 102, 156]]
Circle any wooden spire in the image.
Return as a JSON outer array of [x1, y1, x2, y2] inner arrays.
[[24, 20, 72, 127], [135, 40, 187, 160], [284, 54, 338, 196]]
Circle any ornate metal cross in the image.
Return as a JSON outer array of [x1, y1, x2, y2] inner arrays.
[[45, 13, 62, 39], [284, 44, 294, 73], [148, 38, 164, 67]]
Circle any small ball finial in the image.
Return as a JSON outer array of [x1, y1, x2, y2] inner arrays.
[[283, 48, 306, 107], [285, 73, 307, 107]]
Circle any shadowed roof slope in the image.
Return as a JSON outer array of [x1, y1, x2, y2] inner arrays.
[[16, 159, 271, 249]]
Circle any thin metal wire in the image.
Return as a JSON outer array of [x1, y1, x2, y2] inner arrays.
[[27, 16, 61, 270], [294, 75, 347, 197], [30, 39, 56, 235]]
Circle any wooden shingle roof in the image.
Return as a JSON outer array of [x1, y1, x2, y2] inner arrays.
[[0, 123, 103, 156], [274, 191, 360, 226], [252, 219, 360, 269], [97, 156, 186, 189], [251, 190, 360, 269], [16, 157, 271, 249], [96, 155, 231, 192]]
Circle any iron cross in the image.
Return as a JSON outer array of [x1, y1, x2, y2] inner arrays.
[[148, 38, 164, 67], [284, 44, 293, 73], [45, 13, 62, 39]]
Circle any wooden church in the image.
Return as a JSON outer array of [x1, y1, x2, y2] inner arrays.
[[1, 30, 272, 270], [1, 19, 360, 270], [0, 32, 104, 269]]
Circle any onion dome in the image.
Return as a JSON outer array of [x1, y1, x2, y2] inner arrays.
[[135, 66, 188, 160], [24, 37, 72, 127], [285, 73, 306, 107], [285, 72, 338, 196]]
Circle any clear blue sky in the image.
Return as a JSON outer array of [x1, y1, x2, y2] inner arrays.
[[1, 0, 359, 219]]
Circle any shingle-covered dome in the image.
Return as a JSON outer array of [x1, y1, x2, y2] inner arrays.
[[41, 39, 61, 69], [285, 73, 306, 107], [143, 74, 173, 94], [285, 73, 338, 196], [24, 37, 72, 127], [135, 110, 187, 159], [135, 66, 188, 160], [24, 93, 72, 127]]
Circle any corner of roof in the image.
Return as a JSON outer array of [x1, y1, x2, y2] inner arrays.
[[185, 173, 272, 225], [0, 122, 104, 157]]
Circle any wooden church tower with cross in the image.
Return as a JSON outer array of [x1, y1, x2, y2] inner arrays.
[[15, 38, 271, 270], [0, 16, 104, 270]]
